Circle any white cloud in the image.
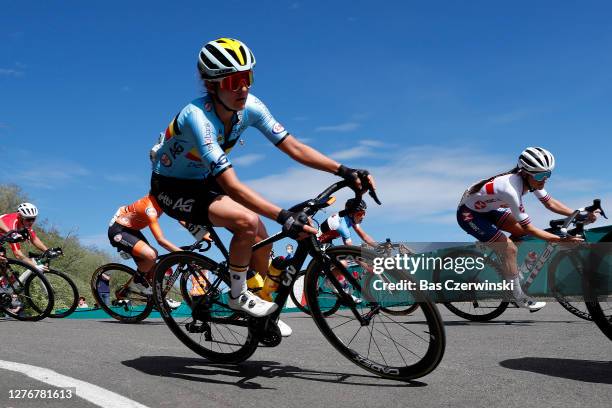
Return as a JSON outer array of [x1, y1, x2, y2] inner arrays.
[[0, 68, 24, 77], [233, 154, 265, 167], [0, 148, 90, 189], [243, 145, 611, 228], [359, 139, 386, 147], [315, 122, 360, 132], [329, 145, 375, 160]]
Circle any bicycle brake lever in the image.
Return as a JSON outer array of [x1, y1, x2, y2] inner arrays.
[[368, 189, 382, 205]]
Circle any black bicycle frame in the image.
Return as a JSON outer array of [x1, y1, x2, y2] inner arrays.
[[194, 179, 368, 322]]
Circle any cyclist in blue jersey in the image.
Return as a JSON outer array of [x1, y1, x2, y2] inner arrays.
[[318, 199, 377, 246], [149, 38, 376, 329]]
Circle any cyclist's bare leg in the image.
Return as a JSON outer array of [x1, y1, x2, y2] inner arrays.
[[208, 196, 259, 293], [489, 233, 518, 280], [132, 241, 158, 281], [250, 218, 272, 278], [498, 213, 528, 241], [208, 196, 278, 316]]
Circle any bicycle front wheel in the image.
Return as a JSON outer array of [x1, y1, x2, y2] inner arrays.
[[153, 251, 259, 363], [583, 249, 612, 341], [548, 251, 593, 321], [45, 270, 79, 318], [434, 249, 509, 322], [91, 263, 154, 323], [305, 246, 445, 381], [2, 259, 55, 321], [289, 269, 341, 316]]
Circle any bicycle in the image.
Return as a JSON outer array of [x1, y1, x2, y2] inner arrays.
[[28, 248, 79, 318], [90, 242, 209, 323], [153, 181, 446, 381], [434, 199, 612, 332], [0, 229, 55, 321], [289, 239, 419, 316]]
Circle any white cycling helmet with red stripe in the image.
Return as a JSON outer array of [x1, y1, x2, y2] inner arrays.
[[518, 147, 555, 173]]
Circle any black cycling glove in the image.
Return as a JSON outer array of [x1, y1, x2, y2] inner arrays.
[[277, 209, 310, 239], [336, 165, 371, 191]]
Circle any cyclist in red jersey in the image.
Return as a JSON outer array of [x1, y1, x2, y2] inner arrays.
[[0, 203, 50, 272], [108, 194, 182, 298]]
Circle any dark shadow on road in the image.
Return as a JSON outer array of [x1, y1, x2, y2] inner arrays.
[[500, 357, 612, 384], [123, 356, 426, 388], [443, 320, 582, 327]]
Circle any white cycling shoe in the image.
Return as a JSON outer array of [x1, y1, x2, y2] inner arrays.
[[128, 282, 152, 296], [165, 298, 182, 309], [516, 296, 546, 312], [228, 291, 278, 317], [277, 319, 292, 337]]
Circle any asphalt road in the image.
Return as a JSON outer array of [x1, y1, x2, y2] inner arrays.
[[0, 303, 610, 408]]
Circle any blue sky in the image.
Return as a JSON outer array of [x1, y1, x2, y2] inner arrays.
[[1, 1, 611, 255]]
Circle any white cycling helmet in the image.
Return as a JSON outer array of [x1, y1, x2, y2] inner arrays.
[[17, 202, 38, 218], [518, 147, 555, 173], [197, 38, 256, 80]]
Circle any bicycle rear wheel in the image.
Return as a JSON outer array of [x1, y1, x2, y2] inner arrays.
[[305, 246, 445, 381], [91, 263, 154, 323], [1, 259, 55, 321], [153, 251, 258, 363]]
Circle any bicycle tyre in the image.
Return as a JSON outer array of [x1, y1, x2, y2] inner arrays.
[[3, 259, 55, 321], [361, 271, 419, 316], [433, 249, 509, 322], [45, 270, 79, 318], [289, 269, 341, 317], [90, 263, 154, 323], [153, 251, 259, 363], [583, 248, 612, 341], [547, 251, 593, 321], [305, 246, 445, 381]]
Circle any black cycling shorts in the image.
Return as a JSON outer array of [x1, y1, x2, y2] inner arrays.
[[150, 172, 226, 224], [108, 222, 149, 254]]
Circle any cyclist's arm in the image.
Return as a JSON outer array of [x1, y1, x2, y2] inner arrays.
[[521, 223, 579, 241], [0, 219, 9, 233], [149, 220, 182, 252], [31, 235, 48, 253], [277, 135, 341, 173], [540, 196, 574, 217], [353, 224, 377, 246], [11, 247, 42, 268]]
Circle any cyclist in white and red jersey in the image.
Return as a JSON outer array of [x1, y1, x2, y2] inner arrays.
[[457, 147, 597, 311], [0, 203, 50, 272], [149, 38, 376, 326]]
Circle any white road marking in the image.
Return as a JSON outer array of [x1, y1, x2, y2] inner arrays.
[[0, 360, 150, 408]]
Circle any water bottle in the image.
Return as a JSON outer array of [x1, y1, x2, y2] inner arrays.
[[246, 269, 264, 291], [184, 222, 208, 241], [259, 256, 286, 301]]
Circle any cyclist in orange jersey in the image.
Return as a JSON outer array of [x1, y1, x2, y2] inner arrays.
[[108, 194, 182, 297]]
